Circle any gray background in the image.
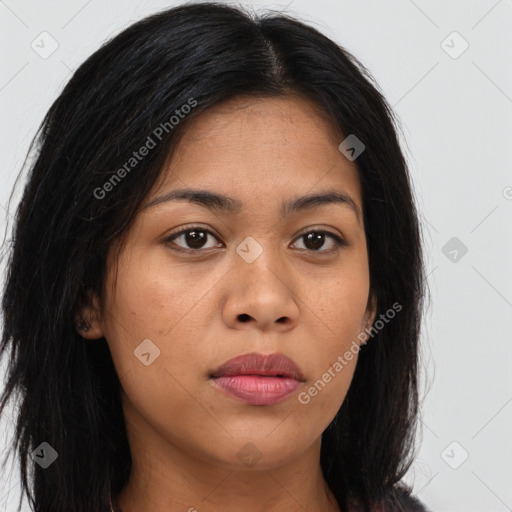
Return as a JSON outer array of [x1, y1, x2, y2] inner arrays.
[[1, 1, 511, 511]]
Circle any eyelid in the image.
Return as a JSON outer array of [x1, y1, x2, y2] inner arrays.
[[294, 225, 345, 241]]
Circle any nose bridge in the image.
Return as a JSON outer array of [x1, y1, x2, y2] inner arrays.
[[234, 233, 284, 283], [222, 233, 299, 330]]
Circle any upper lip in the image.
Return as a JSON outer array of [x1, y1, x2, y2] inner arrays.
[[210, 352, 305, 381]]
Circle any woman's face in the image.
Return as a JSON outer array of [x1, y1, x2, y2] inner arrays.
[[86, 94, 375, 473]]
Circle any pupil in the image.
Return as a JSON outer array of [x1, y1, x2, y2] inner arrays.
[[186, 230, 206, 249], [305, 232, 324, 250]]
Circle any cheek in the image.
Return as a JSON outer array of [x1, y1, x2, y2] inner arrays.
[[103, 251, 195, 343], [297, 289, 364, 423], [301, 263, 369, 403], [102, 250, 224, 387], [101, 252, 176, 374], [313, 270, 370, 344]]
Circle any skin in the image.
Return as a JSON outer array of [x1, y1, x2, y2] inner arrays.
[[80, 94, 376, 512]]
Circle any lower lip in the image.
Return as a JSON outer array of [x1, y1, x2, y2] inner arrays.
[[211, 375, 302, 405]]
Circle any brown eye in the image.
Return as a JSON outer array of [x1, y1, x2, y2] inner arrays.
[[292, 230, 347, 253], [165, 226, 347, 255], [166, 227, 222, 251]]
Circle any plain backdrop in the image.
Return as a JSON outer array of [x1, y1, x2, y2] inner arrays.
[[1, 1, 511, 511]]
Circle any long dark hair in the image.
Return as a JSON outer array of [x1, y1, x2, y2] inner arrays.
[[0, 2, 427, 511]]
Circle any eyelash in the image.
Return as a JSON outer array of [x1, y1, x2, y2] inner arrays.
[[164, 225, 347, 255]]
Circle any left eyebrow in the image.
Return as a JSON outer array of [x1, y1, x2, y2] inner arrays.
[[282, 190, 361, 225], [143, 188, 361, 225]]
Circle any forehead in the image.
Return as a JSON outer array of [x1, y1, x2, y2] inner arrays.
[[151, 94, 363, 214], [173, 94, 345, 158]]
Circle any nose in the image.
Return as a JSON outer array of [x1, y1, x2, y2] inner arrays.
[[221, 244, 300, 333]]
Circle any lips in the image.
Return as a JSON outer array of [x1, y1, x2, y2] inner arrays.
[[210, 352, 305, 381], [210, 352, 305, 406]]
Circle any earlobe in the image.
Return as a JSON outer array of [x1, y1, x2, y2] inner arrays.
[[75, 292, 104, 339]]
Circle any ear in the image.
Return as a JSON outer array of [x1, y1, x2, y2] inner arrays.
[[75, 290, 105, 340], [359, 292, 377, 346]]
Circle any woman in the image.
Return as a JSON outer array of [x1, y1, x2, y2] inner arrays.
[[0, 2, 430, 511]]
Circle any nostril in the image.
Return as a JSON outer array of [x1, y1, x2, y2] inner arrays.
[[238, 313, 250, 322]]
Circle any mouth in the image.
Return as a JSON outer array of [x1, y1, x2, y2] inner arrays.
[[209, 352, 305, 406]]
